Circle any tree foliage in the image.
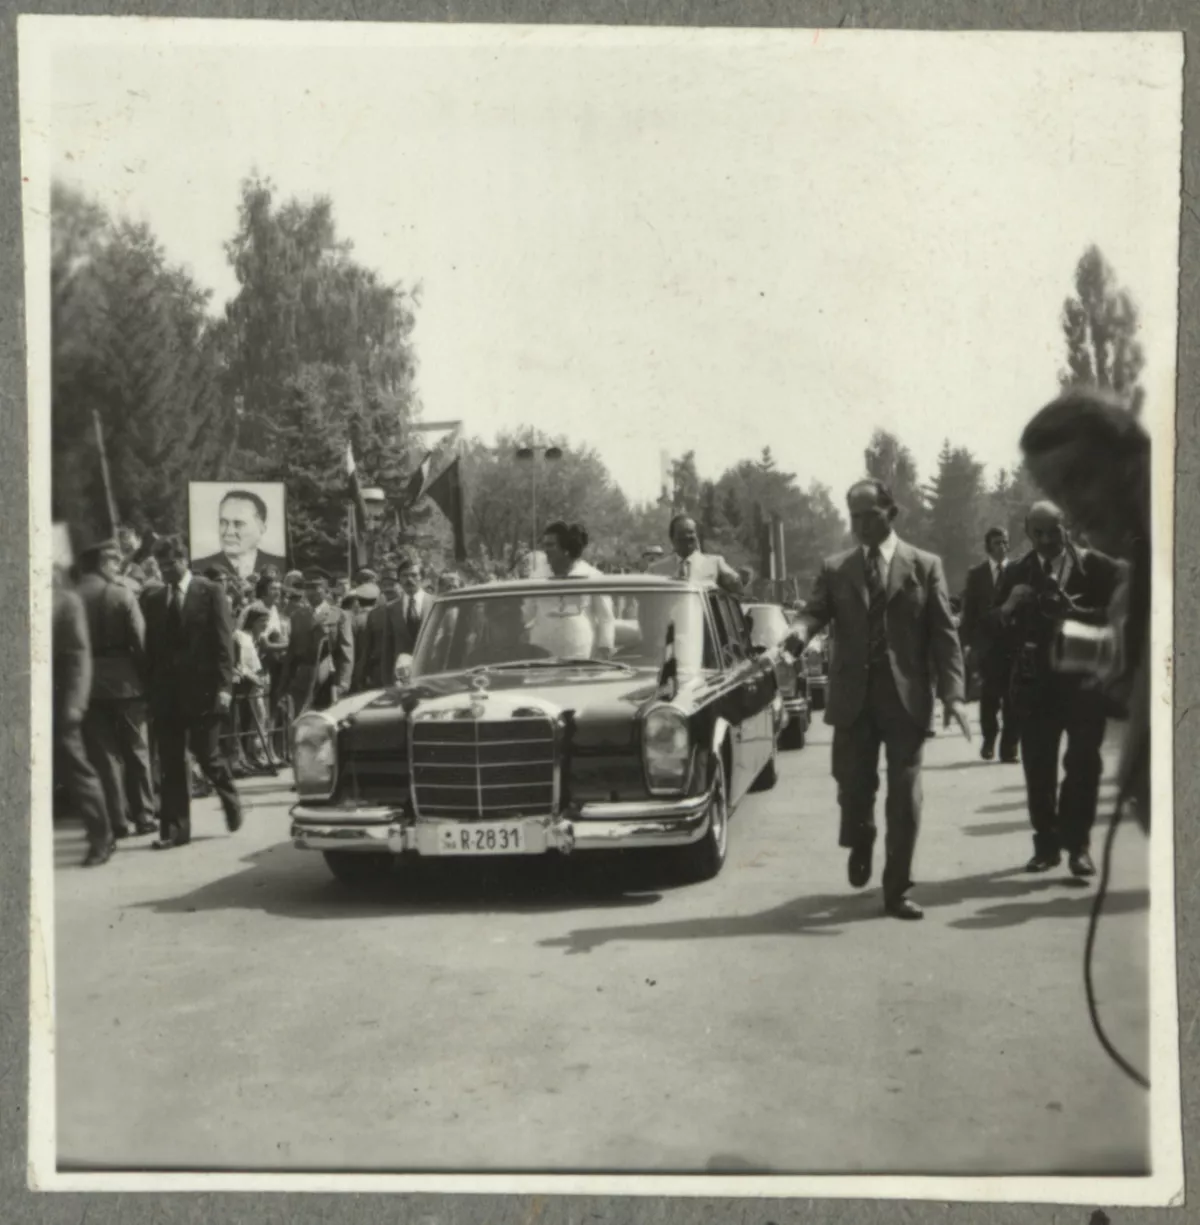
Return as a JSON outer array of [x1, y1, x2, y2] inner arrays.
[[50, 181, 234, 535], [925, 440, 987, 592], [1060, 245, 1146, 414], [220, 176, 423, 565]]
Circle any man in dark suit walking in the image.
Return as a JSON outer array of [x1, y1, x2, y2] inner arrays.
[[990, 501, 1121, 878], [960, 527, 1020, 763], [787, 479, 968, 920], [142, 536, 243, 848]]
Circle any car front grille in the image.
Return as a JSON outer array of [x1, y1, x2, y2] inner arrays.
[[409, 711, 557, 820]]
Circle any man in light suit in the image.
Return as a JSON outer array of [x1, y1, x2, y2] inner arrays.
[[354, 558, 430, 691], [787, 480, 969, 920], [649, 514, 742, 594], [960, 527, 1019, 762]]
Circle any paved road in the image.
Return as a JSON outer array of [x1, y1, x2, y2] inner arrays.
[[52, 712, 1150, 1174]]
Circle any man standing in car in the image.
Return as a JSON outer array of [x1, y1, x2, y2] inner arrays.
[[786, 480, 969, 920], [649, 514, 742, 594]]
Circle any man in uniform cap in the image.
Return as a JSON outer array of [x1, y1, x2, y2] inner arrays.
[[77, 537, 158, 840], [280, 567, 355, 713]]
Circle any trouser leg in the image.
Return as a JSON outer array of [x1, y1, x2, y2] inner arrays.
[[189, 712, 242, 827], [871, 666, 927, 906], [1019, 703, 1065, 858], [1059, 691, 1107, 855], [82, 705, 131, 837], [57, 720, 111, 853], [830, 706, 882, 853], [117, 699, 156, 827], [156, 712, 191, 843]]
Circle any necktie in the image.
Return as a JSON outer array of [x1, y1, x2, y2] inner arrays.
[[1044, 556, 1054, 579], [407, 594, 420, 636], [678, 557, 690, 581], [866, 546, 885, 600]]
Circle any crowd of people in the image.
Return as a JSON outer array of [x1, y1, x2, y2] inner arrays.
[[52, 386, 1151, 898]]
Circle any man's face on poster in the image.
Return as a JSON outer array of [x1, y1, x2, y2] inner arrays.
[[219, 495, 265, 559]]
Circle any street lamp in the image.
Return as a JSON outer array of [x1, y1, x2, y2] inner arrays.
[[514, 442, 563, 554]]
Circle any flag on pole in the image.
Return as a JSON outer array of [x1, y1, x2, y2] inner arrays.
[[345, 442, 370, 571], [426, 457, 467, 562], [403, 451, 435, 507]]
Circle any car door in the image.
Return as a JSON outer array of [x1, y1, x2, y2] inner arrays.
[[722, 595, 777, 771], [704, 590, 755, 801]]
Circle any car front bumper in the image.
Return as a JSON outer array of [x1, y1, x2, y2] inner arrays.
[[290, 790, 713, 856]]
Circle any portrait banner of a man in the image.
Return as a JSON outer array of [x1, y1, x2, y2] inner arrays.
[[187, 481, 289, 578]]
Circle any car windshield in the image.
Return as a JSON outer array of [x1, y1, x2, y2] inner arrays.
[[744, 604, 790, 649], [411, 587, 711, 679]]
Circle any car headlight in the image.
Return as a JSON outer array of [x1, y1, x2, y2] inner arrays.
[[293, 714, 337, 799], [642, 706, 692, 795]]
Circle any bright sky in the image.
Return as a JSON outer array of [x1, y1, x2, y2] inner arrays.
[[37, 21, 1181, 508]]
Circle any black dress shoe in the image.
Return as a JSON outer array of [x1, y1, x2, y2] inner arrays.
[[1069, 851, 1097, 878], [152, 836, 188, 850], [847, 845, 873, 889], [112, 827, 133, 841], [226, 804, 244, 833], [980, 738, 996, 761], [1025, 852, 1062, 873], [1000, 752, 1020, 764], [885, 898, 924, 920], [82, 844, 113, 867], [132, 820, 159, 836]]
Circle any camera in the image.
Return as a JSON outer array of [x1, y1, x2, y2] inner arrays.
[[1051, 618, 1122, 680]]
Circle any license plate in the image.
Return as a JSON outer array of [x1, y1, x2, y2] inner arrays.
[[435, 823, 530, 855]]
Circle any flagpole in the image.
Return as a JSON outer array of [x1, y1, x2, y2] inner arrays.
[[346, 503, 353, 578], [92, 409, 119, 537]]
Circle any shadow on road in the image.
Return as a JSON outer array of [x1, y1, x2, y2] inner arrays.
[[960, 819, 1030, 837], [538, 867, 1134, 955], [127, 843, 685, 921], [973, 801, 1029, 815], [950, 887, 1149, 930], [922, 760, 997, 772]]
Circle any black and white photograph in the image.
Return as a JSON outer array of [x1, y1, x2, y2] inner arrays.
[[187, 480, 290, 579], [21, 16, 1182, 1202]]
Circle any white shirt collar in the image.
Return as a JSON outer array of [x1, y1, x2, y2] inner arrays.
[[863, 532, 898, 566], [175, 569, 192, 597]]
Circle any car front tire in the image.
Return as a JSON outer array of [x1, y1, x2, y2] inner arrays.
[[675, 755, 729, 883], [323, 851, 396, 888]]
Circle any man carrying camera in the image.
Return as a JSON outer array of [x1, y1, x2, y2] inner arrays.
[[990, 501, 1121, 877]]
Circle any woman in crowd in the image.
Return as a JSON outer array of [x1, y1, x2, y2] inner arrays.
[[231, 601, 280, 772], [523, 521, 615, 660]]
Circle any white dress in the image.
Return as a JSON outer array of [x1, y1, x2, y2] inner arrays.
[[525, 560, 615, 658]]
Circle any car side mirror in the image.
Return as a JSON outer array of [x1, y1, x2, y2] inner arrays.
[[393, 653, 413, 685]]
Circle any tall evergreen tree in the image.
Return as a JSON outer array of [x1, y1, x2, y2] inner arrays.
[[863, 428, 929, 542], [1060, 245, 1146, 414], [926, 439, 986, 593]]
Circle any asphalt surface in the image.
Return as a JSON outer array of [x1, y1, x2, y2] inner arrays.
[[52, 711, 1150, 1175]]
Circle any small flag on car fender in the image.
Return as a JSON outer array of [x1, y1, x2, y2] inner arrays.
[[657, 621, 678, 701]]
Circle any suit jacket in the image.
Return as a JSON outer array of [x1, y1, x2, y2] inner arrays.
[[77, 571, 147, 701], [143, 575, 235, 717], [355, 590, 429, 691], [960, 559, 1009, 661], [801, 538, 965, 730], [283, 600, 355, 698], [191, 549, 289, 578], [649, 551, 742, 593], [989, 546, 1121, 687], [53, 585, 93, 723]]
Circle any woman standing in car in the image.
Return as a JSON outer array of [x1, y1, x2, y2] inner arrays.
[[524, 521, 616, 660]]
